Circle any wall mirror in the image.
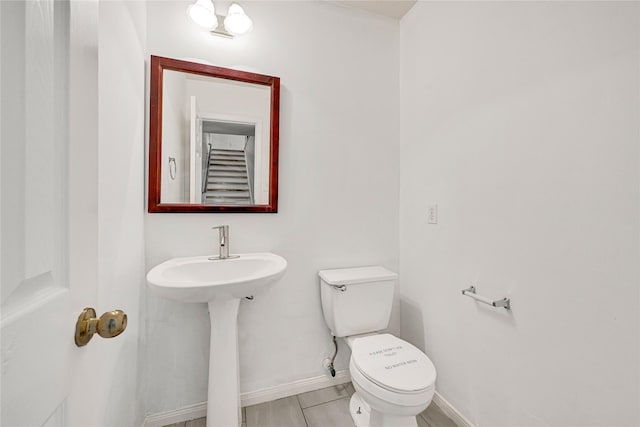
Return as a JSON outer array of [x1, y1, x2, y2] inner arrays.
[[148, 55, 280, 213]]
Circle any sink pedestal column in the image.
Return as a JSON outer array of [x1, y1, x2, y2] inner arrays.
[[207, 298, 242, 427]]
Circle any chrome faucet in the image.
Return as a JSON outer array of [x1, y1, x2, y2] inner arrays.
[[209, 225, 238, 260]]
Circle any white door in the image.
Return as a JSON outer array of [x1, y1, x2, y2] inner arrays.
[[1, 1, 103, 425]]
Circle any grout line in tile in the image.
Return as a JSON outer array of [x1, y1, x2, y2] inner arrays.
[[419, 412, 432, 427], [297, 394, 310, 427], [300, 394, 352, 410]]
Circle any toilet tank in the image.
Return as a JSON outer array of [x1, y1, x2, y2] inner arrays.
[[319, 266, 398, 338]]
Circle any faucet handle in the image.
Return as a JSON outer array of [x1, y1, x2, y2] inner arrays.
[[209, 225, 238, 260], [211, 226, 229, 245], [211, 225, 230, 239]]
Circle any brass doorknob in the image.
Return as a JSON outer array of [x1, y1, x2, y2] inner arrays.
[[75, 307, 127, 347]]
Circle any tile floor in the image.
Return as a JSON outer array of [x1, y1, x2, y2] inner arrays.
[[164, 383, 458, 427]]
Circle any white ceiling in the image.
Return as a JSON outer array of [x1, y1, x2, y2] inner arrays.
[[333, 1, 417, 19]]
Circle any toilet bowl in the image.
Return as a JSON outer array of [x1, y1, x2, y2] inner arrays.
[[318, 266, 438, 427], [346, 333, 436, 427]]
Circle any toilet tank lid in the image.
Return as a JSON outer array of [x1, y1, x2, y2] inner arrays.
[[319, 266, 398, 285]]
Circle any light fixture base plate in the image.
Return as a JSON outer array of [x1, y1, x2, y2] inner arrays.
[[211, 14, 234, 38]]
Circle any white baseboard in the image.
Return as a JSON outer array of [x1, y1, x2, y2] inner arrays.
[[143, 370, 351, 427], [143, 401, 208, 427], [432, 392, 475, 427], [143, 372, 476, 427], [241, 369, 351, 407]]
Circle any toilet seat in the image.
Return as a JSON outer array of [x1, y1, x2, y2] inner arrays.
[[351, 334, 436, 394]]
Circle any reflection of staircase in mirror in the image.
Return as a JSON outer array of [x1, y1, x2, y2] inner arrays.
[[204, 149, 253, 204]]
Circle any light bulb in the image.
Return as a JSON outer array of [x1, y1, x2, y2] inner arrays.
[[187, 0, 217, 30], [224, 3, 252, 35]]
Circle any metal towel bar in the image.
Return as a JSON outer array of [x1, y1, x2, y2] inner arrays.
[[462, 286, 511, 310]]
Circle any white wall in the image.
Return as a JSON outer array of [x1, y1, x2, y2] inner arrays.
[[161, 70, 189, 203], [187, 77, 270, 202], [186, 77, 270, 123], [97, 2, 146, 425], [144, 1, 399, 416], [209, 134, 246, 150], [399, 2, 639, 426]]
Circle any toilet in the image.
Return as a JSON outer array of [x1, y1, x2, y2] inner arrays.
[[319, 266, 436, 427]]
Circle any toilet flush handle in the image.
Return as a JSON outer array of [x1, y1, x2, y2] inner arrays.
[[329, 284, 347, 292]]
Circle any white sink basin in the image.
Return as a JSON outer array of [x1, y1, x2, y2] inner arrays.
[[146, 252, 287, 427], [146, 252, 287, 302]]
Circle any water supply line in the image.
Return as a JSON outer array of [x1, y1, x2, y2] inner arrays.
[[326, 335, 338, 377]]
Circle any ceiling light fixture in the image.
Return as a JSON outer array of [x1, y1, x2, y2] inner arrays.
[[187, 0, 217, 30], [224, 3, 253, 36], [187, 1, 252, 38]]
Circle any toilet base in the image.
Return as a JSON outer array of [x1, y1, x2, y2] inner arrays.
[[350, 392, 371, 427], [349, 393, 418, 427]]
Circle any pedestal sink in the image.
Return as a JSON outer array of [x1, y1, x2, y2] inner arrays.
[[146, 253, 287, 427]]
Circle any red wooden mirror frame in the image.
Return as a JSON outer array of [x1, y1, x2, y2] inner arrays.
[[148, 55, 280, 213]]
